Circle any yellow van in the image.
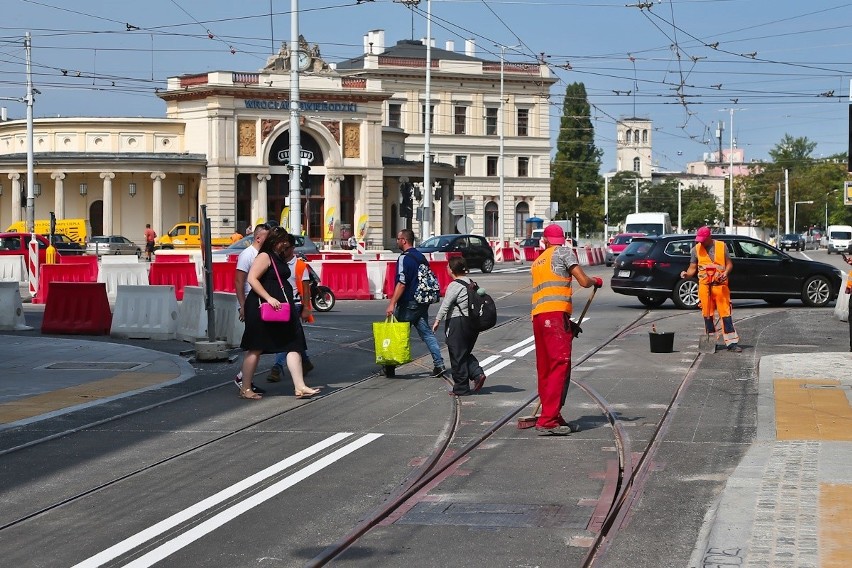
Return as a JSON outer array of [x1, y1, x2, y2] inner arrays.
[[157, 222, 232, 249], [6, 219, 90, 245]]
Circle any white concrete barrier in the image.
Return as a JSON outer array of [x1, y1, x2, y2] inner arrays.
[[98, 262, 149, 301], [0, 281, 32, 330], [100, 255, 139, 265], [575, 246, 590, 266], [430, 252, 447, 261], [378, 252, 399, 261], [176, 285, 207, 342], [110, 285, 178, 340], [213, 291, 244, 347], [365, 261, 387, 299], [0, 256, 26, 284]]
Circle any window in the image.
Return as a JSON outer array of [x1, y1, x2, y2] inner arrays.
[[484, 201, 498, 238], [517, 108, 529, 136], [633, 157, 641, 172], [518, 157, 529, 177], [454, 106, 467, 135], [421, 104, 435, 133], [485, 107, 498, 136], [486, 156, 498, 176], [642, 129, 648, 143], [388, 103, 402, 129], [515, 202, 530, 238], [455, 155, 468, 176]]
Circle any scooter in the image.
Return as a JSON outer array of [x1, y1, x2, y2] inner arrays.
[[305, 262, 336, 312]]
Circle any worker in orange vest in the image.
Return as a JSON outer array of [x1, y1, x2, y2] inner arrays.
[[530, 224, 602, 436], [680, 226, 742, 352]]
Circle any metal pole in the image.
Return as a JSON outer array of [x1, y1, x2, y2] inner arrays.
[[421, 0, 432, 242], [603, 176, 609, 241], [575, 186, 579, 243], [728, 108, 734, 232], [677, 182, 682, 233], [288, 0, 302, 234], [634, 178, 639, 213], [498, 44, 505, 251], [25, 32, 34, 234], [784, 169, 790, 234]]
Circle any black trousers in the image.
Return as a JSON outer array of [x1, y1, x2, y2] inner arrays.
[[444, 316, 483, 394], [848, 292, 851, 352]]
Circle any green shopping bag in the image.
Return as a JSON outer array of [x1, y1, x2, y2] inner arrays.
[[373, 316, 411, 365]]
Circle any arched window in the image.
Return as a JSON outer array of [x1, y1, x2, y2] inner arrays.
[[484, 201, 498, 238], [625, 130, 632, 143], [642, 129, 648, 143], [514, 202, 530, 238], [633, 157, 641, 172]]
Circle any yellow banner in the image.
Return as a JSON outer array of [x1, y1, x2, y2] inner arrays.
[[324, 207, 336, 241], [357, 215, 369, 239]]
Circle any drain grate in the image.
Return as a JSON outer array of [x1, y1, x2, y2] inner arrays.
[[394, 502, 590, 529], [43, 362, 146, 371]]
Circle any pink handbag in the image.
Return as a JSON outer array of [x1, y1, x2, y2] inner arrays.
[[258, 256, 291, 322]]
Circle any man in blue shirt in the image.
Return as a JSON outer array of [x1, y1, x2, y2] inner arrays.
[[385, 228, 446, 378]]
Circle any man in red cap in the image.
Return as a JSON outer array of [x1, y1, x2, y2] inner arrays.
[[680, 226, 742, 352], [530, 224, 602, 435]]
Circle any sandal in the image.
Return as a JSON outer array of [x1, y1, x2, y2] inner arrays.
[[295, 387, 321, 399], [239, 389, 262, 400]]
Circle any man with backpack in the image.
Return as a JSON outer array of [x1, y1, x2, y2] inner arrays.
[[385, 229, 446, 378]]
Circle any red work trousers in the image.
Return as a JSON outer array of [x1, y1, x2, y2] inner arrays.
[[532, 311, 574, 429]]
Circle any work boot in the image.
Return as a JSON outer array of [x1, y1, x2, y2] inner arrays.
[[267, 364, 282, 382], [535, 425, 574, 436]]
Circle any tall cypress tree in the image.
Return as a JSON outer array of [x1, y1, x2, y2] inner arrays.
[[551, 82, 602, 232]]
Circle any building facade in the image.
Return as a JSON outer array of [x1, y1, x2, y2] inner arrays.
[[0, 32, 555, 249]]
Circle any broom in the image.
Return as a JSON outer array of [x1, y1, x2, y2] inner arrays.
[[517, 286, 599, 429]]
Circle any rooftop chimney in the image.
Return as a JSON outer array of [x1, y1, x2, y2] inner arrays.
[[465, 39, 476, 57], [445, 40, 455, 52]]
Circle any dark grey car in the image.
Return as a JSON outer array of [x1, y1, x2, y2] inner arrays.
[[416, 234, 495, 273]]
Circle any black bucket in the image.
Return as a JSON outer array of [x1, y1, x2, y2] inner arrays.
[[649, 331, 675, 353]]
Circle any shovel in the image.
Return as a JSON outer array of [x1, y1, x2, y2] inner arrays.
[[516, 286, 598, 429]]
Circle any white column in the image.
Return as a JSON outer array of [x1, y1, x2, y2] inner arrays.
[[100, 172, 115, 236], [249, 174, 259, 227], [326, 174, 343, 245], [151, 172, 165, 237], [9, 173, 21, 223], [51, 171, 65, 219], [257, 174, 270, 223]]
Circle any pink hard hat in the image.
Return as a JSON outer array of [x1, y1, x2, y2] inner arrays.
[[542, 224, 566, 245], [695, 226, 712, 243]]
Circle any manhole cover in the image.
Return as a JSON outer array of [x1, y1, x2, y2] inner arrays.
[[43, 362, 145, 371]]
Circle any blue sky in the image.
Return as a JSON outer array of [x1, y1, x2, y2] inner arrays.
[[2, 0, 851, 173]]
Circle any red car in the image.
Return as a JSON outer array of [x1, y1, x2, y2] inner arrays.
[[0, 232, 52, 264], [605, 232, 645, 267]]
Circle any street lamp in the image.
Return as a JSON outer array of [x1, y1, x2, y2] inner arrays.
[[677, 181, 683, 233], [825, 189, 839, 232], [793, 200, 813, 235], [496, 42, 519, 250]]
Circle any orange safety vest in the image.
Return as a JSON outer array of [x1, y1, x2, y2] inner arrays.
[[695, 241, 726, 284], [531, 247, 573, 316], [294, 258, 308, 300]]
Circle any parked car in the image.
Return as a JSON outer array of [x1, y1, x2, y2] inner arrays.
[[45, 233, 85, 256], [778, 233, 805, 252], [213, 234, 321, 257], [519, 237, 541, 249], [605, 232, 645, 267], [417, 234, 495, 273], [0, 232, 50, 263], [87, 235, 142, 257], [610, 234, 843, 309]]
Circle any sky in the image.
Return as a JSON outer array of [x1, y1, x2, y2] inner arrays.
[[2, 0, 852, 173]]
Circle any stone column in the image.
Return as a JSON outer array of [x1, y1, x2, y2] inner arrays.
[[51, 172, 66, 219], [151, 172, 166, 237], [441, 181, 451, 234], [9, 173, 21, 223], [100, 172, 115, 236], [249, 174, 259, 226], [326, 174, 344, 245], [257, 174, 270, 223]]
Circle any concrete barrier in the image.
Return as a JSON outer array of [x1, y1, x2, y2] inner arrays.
[[101, 255, 140, 265], [110, 285, 178, 340], [99, 262, 149, 302], [176, 285, 207, 342], [0, 256, 26, 284], [365, 262, 388, 299], [213, 291, 244, 347], [0, 281, 32, 330]]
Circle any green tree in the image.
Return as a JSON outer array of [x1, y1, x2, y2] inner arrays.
[[680, 185, 722, 231], [551, 82, 602, 233]]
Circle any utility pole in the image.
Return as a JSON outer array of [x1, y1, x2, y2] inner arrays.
[[288, 0, 302, 235], [420, 0, 433, 242], [634, 178, 639, 213], [496, 43, 519, 251], [25, 32, 34, 235]]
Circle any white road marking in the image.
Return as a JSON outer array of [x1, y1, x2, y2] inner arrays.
[[513, 344, 536, 357], [501, 336, 534, 353], [483, 358, 515, 376], [479, 355, 501, 367], [121, 434, 382, 568], [72, 432, 356, 568]]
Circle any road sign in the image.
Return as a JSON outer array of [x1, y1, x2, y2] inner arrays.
[[456, 216, 475, 234], [845, 181, 852, 205], [448, 199, 476, 215]]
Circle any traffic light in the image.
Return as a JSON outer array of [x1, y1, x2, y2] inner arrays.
[[400, 182, 413, 217], [300, 165, 311, 196]]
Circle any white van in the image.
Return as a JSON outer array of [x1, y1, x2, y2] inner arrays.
[[826, 224, 852, 254], [624, 212, 673, 236]]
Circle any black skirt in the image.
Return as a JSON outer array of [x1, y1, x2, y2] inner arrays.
[[240, 253, 306, 354]]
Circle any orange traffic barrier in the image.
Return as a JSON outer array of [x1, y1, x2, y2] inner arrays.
[[148, 262, 199, 301], [430, 260, 451, 296], [33, 263, 93, 304], [57, 254, 99, 281], [155, 254, 191, 263], [323, 253, 353, 260], [322, 262, 371, 300], [227, 253, 241, 263], [383, 260, 397, 298], [212, 261, 237, 293], [523, 247, 541, 261], [41, 282, 112, 335], [304, 254, 323, 262]]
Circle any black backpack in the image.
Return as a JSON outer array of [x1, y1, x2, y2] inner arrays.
[[455, 279, 497, 331]]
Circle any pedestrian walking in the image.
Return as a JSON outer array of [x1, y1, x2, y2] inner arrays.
[[234, 223, 271, 395], [432, 257, 486, 396], [385, 228, 446, 377], [269, 232, 314, 382], [237, 226, 320, 400], [680, 226, 742, 352], [531, 224, 602, 436], [143, 223, 156, 261], [843, 251, 852, 351]]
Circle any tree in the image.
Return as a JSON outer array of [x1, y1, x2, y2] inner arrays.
[[551, 83, 602, 232], [767, 134, 816, 170], [680, 185, 722, 231]]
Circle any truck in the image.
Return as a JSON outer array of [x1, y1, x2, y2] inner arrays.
[[531, 220, 575, 246], [6, 218, 90, 245], [156, 222, 232, 249], [624, 212, 672, 236], [826, 224, 852, 254]]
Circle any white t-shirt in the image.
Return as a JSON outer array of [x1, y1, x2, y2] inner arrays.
[[236, 246, 260, 296]]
